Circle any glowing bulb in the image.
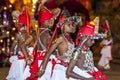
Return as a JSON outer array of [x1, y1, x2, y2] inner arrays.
[[2, 48, 5, 52], [33, 5, 36, 8], [7, 38, 10, 43], [4, 7, 7, 10], [12, 27, 16, 31], [9, 0, 15, 4], [35, 24, 38, 28], [32, 0, 38, 4], [13, 20, 17, 23], [6, 31, 10, 34], [11, 37, 15, 40], [32, 9, 35, 12], [0, 40, 3, 43], [3, 21, 6, 25], [9, 5, 12, 8]]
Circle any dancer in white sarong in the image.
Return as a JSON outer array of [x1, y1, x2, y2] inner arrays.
[[67, 18, 107, 80], [98, 37, 113, 70], [35, 9, 81, 80], [6, 7, 33, 80], [23, 1, 61, 80]]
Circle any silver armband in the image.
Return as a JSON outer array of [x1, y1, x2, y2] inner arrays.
[[73, 51, 79, 60]]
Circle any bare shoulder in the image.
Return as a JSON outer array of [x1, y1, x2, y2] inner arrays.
[[52, 35, 64, 46], [56, 35, 64, 42], [44, 30, 50, 36], [40, 29, 50, 37]]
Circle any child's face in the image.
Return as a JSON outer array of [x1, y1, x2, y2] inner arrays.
[[64, 23, 76, 33], [44, 18, 54, 28], [86, 39, 95, 47]]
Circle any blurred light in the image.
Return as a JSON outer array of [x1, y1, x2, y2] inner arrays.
[[6, 31, 10, 35], [33, 5, 36, 8], [23, 0, 31, 4], [2, 48, 5, 52], [7, 38, 10, 43], [9, 0, 15, 4], [3, 21, 6, 25], [13, 19, 17, 23], [35, 24, 38, 28], [32, 9, 35, 12], [2, 30, 5, 33], [3, 12, 7, 19], [11, 37, 15, 40], [12, 27, 16, 31], [9, 4, 12, 8], [0, 40, 3, 43], [32, 0, 38, 4], [4, 7, 7, 10]]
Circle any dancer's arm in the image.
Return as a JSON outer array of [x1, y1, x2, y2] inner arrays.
[[35, 36, 63, 77]]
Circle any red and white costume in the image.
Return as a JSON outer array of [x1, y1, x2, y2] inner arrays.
[[73, 19, 107, 80], [50, 9, 81, 80], [51, 39, 75, 80], [6, 9, 31, 80], [25, 6, 55, 80], [26, 50, 54, 80], [38, 6, 53, 28], [6, 51, 26, 80], [98, 38, 113, 70]]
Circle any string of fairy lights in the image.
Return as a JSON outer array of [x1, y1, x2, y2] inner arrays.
[[0, 0, 39, 55]]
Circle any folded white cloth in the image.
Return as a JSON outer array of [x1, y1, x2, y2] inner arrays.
[[73, 66, 92, 78], [9, 55, 18, 63]]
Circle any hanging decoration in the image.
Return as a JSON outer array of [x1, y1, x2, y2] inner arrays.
[[32, 0, 38, 4], [9, 0, 16, 4], [23, 0, 31, 5]]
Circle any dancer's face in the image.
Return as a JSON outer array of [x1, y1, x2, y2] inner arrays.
[[86, 39, 95, 47], [79, 35, 95, 47], [63, 23, 76, 33], [44, 18, 54, 29]]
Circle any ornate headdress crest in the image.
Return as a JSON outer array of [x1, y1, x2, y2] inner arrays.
[[76, 17, 106, 46], [38, 7, 54, 26], [38, 6, 61, 28], [56, 8, 81, 29]]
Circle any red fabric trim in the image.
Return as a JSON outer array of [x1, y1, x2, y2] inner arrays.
[[18, 56, 25, 60], [87, 70, 106, 80], [51, 56, 68, 77]]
